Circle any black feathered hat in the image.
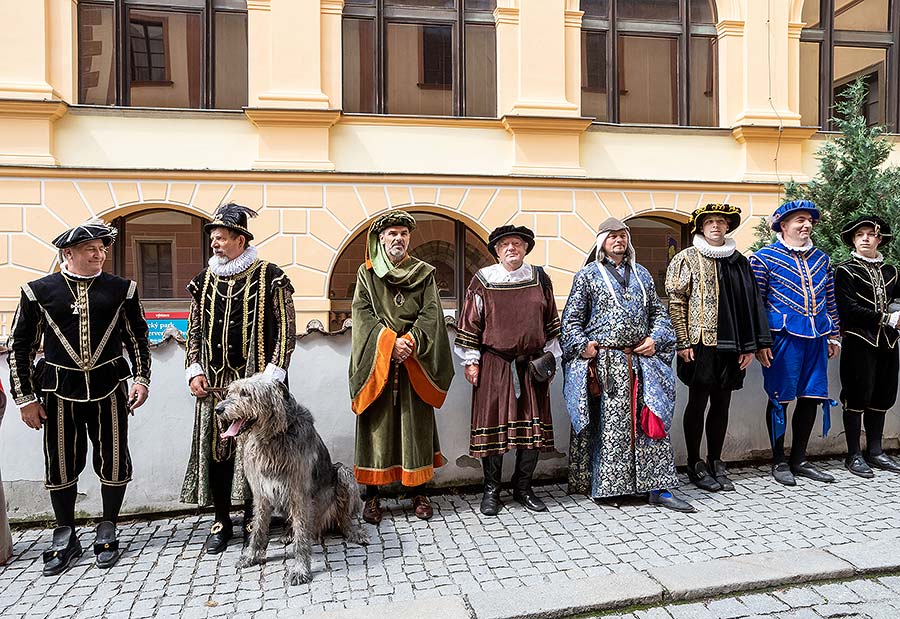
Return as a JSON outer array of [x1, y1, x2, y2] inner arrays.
[[840, 214, 893, 248], [205, 202, 257, 241], [52, 218, 118, 249], [487, 225, 535, 258]]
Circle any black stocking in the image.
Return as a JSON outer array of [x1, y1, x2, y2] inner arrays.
[[864, 409, 886, 456], [49, 485, 78, 530], [101, 484, 126, 524]]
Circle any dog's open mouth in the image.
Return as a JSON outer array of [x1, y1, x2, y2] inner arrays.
[[220, 418, 254, 438]]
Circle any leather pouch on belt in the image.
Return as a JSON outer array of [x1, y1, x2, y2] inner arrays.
[[529, 351, 557, 382]]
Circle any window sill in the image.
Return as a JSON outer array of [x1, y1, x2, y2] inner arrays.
[[67, 104, 246, 119], [586, 121, 733, 135], [339, 113, 502, 129]]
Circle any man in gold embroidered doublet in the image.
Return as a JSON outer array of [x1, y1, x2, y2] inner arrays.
[[181, 202, 296, 555], [8, 219, 151, 575]]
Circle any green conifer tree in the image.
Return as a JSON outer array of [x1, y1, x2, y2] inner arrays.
[[753, 78, 900, 262]]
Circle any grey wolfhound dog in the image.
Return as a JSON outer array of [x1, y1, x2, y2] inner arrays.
[[215, 374, 368, 584]]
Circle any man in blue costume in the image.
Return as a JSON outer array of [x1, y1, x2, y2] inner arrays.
[[749, 200, 841, 486], [561, 217, 694, 513]]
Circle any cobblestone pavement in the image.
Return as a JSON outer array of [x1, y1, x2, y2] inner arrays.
[[1, 459, 900, 618], [595, 575, 900, 619]]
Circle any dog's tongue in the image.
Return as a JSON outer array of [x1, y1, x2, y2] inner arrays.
[[221, 419, 245, 438]]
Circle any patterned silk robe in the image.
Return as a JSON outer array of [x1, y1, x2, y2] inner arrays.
[[561, 260, 679, 498]]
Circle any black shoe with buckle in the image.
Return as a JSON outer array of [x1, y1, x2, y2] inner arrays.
[[687, 461, 722, 492], [93, 521, 122, 569], [772, 462, 796, 486], [845, 453, 874, 479], [866, 452, 900, 474], [709, 459, 735, 491], [791, 461, 836, 483], [42, 526, 82, 576], [205, 521, 233, 555]]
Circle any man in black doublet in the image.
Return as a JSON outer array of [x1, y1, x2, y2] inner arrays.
[[8, 219, 151, 575]]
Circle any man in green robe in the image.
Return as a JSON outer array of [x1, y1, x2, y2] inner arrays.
[[349, 211, 454, 525]]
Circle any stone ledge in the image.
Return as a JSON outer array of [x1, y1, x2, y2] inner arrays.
[[827, 539, 900, 574], [299, 595, 472, 619]]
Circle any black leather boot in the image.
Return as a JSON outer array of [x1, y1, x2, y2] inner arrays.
[[480, 455, 503, 516], [511, 449, 546, 512], [93, 521, 122, 569], [708, 459, 735, 491], [43, 526, 82, 576]]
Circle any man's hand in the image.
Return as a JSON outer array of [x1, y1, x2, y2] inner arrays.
[[738, 353, 754, 370], [581, 341, 599, 359], [128, 383, 149, 411], [828, 343, 840, 359], [21, 401, 47, 430], [755, 348, 773, 368], [190, 374, 209, 398], [392, 338, 414, 363], [464, 364, 479, 386], [633, 337, 655, 357], [677, 348, 694, 363]]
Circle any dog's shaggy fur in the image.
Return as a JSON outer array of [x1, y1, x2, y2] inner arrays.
[[215, 375, 368, 585]]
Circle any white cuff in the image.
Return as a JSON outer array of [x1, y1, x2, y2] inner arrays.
[[453, 344, 481, 366], [186, 363, 205, 383], [263, 363, 287, 383], [889, 311, 900, 328], [544, 337, 563, 360], [827, 338, 842, 348]]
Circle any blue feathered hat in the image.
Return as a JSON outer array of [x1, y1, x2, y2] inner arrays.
[[770, 199, 820, 232]]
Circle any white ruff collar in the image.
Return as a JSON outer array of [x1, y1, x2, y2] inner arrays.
[[208, 246, 258, 277], [852, 251, 884, 264], [777, 233, 814, 252], [61, 264, 101, 280], [693, 234, 736, 258]]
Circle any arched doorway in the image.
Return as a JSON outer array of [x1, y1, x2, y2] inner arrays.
[[626, 215, 689, 297], [328, 211, 494, 330]]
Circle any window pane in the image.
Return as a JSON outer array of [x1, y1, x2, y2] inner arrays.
[[628, 217, 685, 297], [802, 0, 821, 28], [385, 0, 455, 7], [689, 0, 716, 24], [345, 0, 375, 5], [465, 0, 496, 9], [465, 24, 496, 117], [618, 35, 678, 124], [79, 3, 117, 105], [213, 0, 247, 8], [464, 228, 496, 288], [833, 46, 887, 127], [343, 18, 376, 113], [582, 0, 609, 18], [800, 41, 820, 126], [386, 22, 454, 115], [126, 210, 204, 300], [688, 36, 717, 126], [128, 9, 203, 108], [834, 0, 888, 32], [409, 214, 457, 300], [618, 0, 679, 21], [214, 11, 248, 109], [581, 30, 609, 121]]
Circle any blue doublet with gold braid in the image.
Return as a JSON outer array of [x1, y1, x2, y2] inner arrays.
[[749, 241, 841, 440]]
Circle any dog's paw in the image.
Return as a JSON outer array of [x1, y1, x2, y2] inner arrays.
[[347, 530, 370, 546], [288, 568, 312, 586], [235, 555, 264, 570]]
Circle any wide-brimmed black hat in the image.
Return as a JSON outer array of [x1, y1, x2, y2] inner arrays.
[[205, 202, 257, 241], [840, 214, 893, 248], [52, 218, 118, 249], [488, 225, 535, 258], [688, 203, 742, 235]]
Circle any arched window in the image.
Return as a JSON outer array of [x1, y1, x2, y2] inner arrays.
[[581, 0, 718, 126], [328, 212, 494, 329], [108, 209, 211, 303], [800, 1, 899, 130], [342, 1, 497, 117], [77, 1, 248, 109], [626, 215, 688, 296]]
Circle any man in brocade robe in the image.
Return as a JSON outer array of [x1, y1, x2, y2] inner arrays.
[[561, 217, 695, 513], [350, 211, 454, 525], [455, 225, 561, 516], [182, 203, 296, 554]]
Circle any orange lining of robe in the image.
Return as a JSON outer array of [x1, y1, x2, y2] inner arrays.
[[400, 333, 448, 409], [354, 452, 445, 486], [351, 326, 397, 415]]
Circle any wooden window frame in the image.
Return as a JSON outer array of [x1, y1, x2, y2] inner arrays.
[[800, 0, 900, 131], [77, 0, 247, 109], [136, 239, 176, 299], [128, 15, 172, 85], [342, 0, 497, 117], [581, 0, 718, 126]]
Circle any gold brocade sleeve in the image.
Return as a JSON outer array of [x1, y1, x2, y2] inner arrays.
[[269, 284, 296, 370], [665, 251, 693, 351]]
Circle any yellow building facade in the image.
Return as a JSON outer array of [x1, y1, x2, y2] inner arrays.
[[0, 0, 899, 335]]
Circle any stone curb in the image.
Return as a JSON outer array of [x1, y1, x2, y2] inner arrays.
[[297, 539, 900, 619]]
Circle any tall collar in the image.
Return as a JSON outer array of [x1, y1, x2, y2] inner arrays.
[[208, 246, 258, 277], [481, 262, 532, 283], [61, 265, 102, 280], [852, 250, 884, 264], [693, 234, 736, 259], [776, 233, 814, 252]]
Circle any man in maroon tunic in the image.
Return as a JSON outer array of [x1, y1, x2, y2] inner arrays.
[[455, 225, 561, 515]]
